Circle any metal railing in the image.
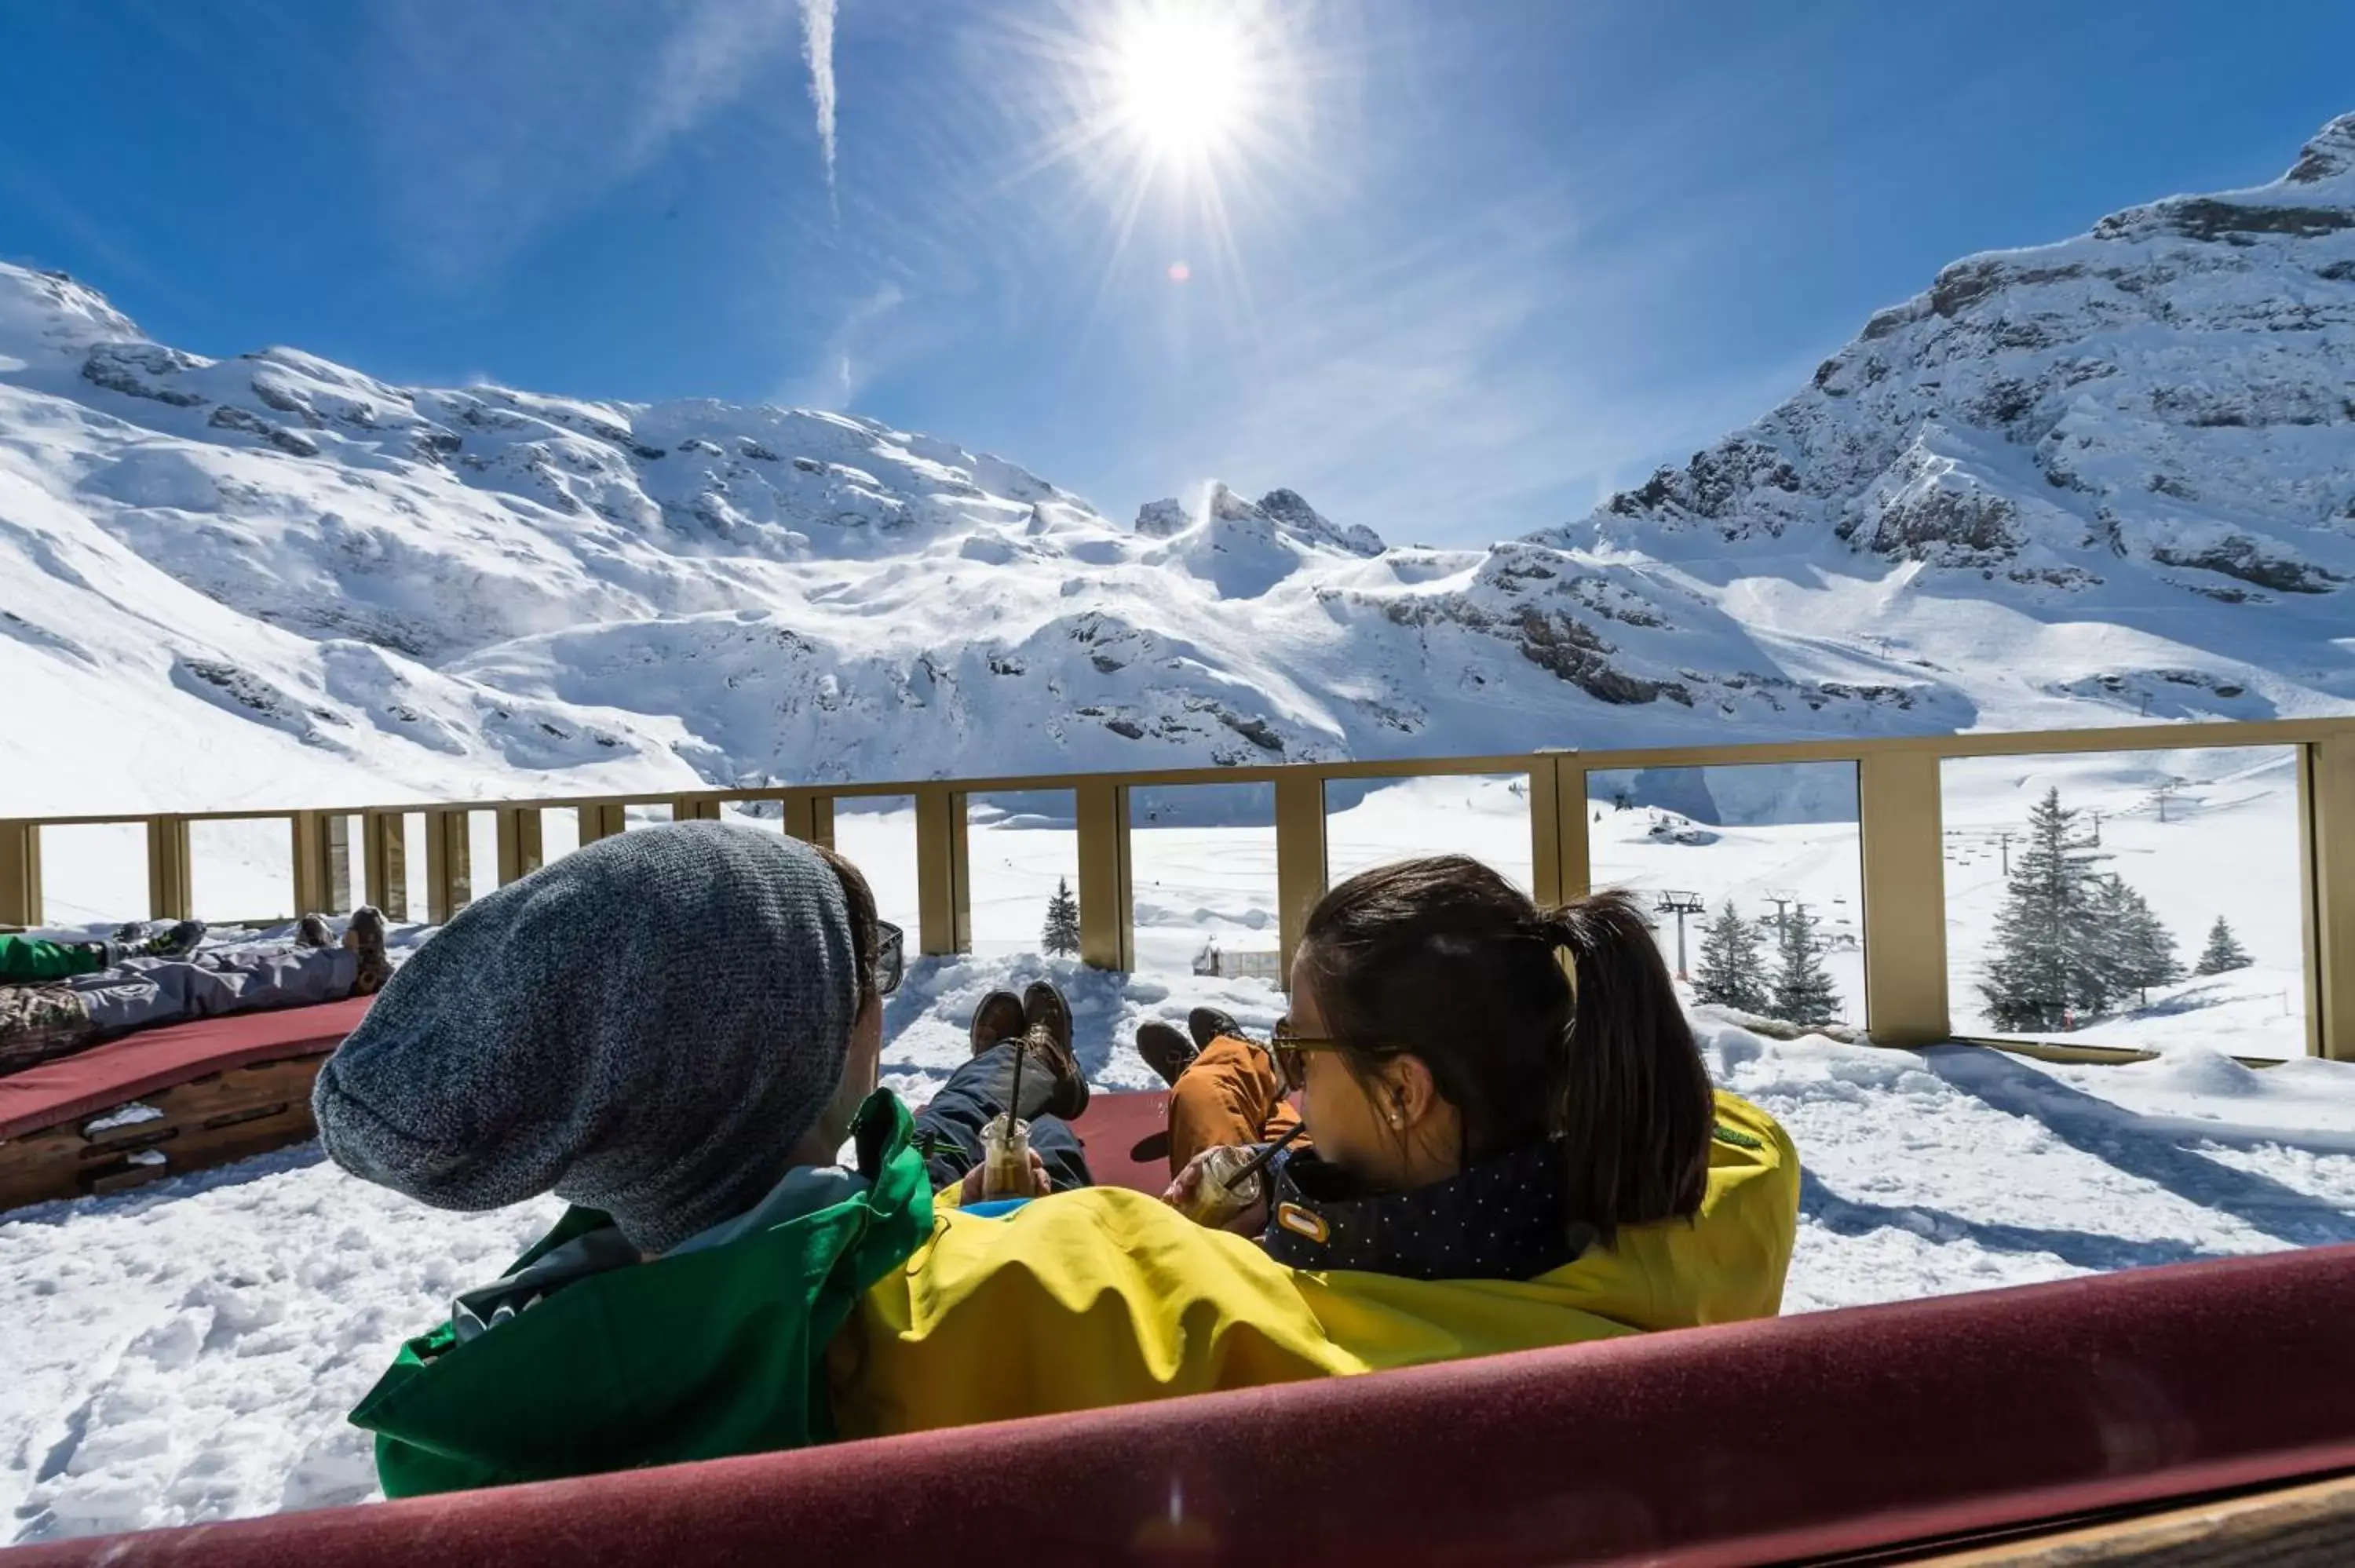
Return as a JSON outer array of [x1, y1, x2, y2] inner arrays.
[[4, 717, 2350, 1057]]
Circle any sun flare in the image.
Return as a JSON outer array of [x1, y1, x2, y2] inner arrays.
[[997, 0, 1315, 301], [1112, 8, 1249, 162]]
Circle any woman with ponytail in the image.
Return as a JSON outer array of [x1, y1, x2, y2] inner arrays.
[[1163, 857, 1730, 1281]]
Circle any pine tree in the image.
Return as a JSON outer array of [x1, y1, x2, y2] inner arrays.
[[1980, 787, 2112, 1030], [2090, 876, 2183, 1009], [1769, 903, 1840, 1027], [1692, 899, 1769, 1014], [2195, 916, 2252, 976], [1040, 877, 1082, 957]]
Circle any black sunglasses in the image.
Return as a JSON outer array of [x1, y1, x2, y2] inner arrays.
[[1269, 1016, 1349, 1092], [874, 921, 905, 997]]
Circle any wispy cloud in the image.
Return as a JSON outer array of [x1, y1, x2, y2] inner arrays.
[[364, 0, 801, 283], [800, 0, 841, 212], [778, 281, 905, 410]]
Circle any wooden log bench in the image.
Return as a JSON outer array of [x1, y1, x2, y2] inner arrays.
[[0, 995, 374, 1212]]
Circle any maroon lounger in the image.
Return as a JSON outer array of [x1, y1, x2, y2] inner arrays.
[[8, 1241, 2351, 1566], [1064, 1085, 1177, 1192], [0, 996, 374, 1210], [0, 1007, 1167, 1214]]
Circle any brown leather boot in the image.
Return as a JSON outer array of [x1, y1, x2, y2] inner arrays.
[[345, 906, 390, 997], [1136, 1021, 1198, 1087], [969, 990, 1026, 1056]]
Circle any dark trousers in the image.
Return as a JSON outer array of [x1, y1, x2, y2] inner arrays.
[[912, 1040, 1094, 1193]]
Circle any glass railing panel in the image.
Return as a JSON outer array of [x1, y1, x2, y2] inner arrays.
[[1585, 761, 1865, 1033], [1942, 746, 2306, 1058]]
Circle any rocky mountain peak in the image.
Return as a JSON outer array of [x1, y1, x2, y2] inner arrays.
[[1131, 483, 1382, 558], [0, 264, 146, 366], [2287, 111, 2355, 185]]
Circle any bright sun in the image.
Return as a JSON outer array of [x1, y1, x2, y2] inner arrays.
[[1112, 8, 1249, 162], [1010, 0, 1310, 283]]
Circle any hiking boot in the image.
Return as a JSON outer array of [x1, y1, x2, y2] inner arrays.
[[1014, 1021, 1090, 1122], [134, 921, 206, 961], [1021, 979, 1072, 1056], [294, 914, 334, 950], [345, 906, 390, 996], [1187, 1006, 1243, 1051], [969, 990, 1027, 1056], [0, 986, 100, 1074], [1136, 1020, 1198, 1087]]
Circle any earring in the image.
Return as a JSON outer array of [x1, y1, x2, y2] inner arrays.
[[1389, 1111, 1401, 1126]]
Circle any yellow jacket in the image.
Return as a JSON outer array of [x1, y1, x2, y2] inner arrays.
[[831, 1090, 1796, 1437]]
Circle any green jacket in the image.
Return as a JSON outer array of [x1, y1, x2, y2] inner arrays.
[[350, 1090, 933, 1497], [0, 935, 106, 985]]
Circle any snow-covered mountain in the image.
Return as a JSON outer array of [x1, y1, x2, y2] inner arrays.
[[5, 114, 2353, 817]]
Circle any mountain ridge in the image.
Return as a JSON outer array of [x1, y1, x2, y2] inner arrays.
[[3, 114, 2352, 816]]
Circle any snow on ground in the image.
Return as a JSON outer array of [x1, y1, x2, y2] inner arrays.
[[5, 961, 2353, 1544]]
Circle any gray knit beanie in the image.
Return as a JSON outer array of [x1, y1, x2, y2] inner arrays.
[[312, 821, 860, 1253]]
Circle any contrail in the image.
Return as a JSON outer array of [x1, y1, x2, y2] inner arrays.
[[799, 0, 838, 211]]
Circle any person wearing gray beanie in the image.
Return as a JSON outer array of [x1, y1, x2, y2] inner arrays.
[[313, 821, 877, 1254]]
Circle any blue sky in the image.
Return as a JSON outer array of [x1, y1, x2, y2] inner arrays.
[[2, 1, 2350, 549]]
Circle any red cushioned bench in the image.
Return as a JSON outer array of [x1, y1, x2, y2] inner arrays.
[[1061, 1085, 1177, 1193], [0, 1005, 1170, 1215], [0, 995, 374, 1211], [7, 1242, 2352, 1566]]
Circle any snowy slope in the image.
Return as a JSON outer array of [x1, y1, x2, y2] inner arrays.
[[5, 116, 2355, 819]]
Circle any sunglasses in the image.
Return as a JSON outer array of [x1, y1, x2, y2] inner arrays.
[[874, 921, 905, 997], [1269, 1016, 1349, 1092]]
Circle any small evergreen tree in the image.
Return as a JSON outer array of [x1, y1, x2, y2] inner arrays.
[[1980, 787, 2112, 1030], [2195, 917, 2252, 975], [1041, 877, 1082, 957], [2091, 876, 2183, 1008], [1769, 903, 1840, 1027], [1692, 899, 1769, 1014]]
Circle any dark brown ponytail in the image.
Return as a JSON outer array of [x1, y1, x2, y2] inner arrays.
[[1541, 892, 1714, 1242], [1298, 858, 1715, 1245]]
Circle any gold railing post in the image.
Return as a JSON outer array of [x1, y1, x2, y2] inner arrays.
[[914, 786, 967, 957], [363, 811, 408, 921], [291, 811, 352, 914], [1858, 749, 1950, 1046], [1274, 773, 1327, 983], [1530, 760, 1562, 907], [951, 795, 973, 954], [0, 822, 40, 928], [1529, 754, 1591, 908], [147, 815, 192, 921], [425, 808, 471, 925], [1075, 779, 1132, 971], [496, 807, 544, 887], [670, 797, 720, 822], [781, 793, 834, 848], [2300, 735, 2354, 1060], [578, 803, 626, 844]]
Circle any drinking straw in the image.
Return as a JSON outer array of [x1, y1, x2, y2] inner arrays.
[[1228, 1119, 1308, 1189], [1003, 1033, 1028, 1135]]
